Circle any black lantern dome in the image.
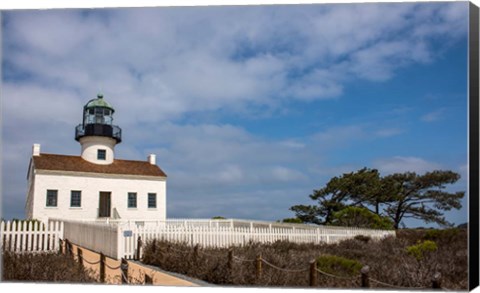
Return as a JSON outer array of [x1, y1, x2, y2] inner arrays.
[[75, 94, 122, 143]]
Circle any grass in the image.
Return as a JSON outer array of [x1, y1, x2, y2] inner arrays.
[[141, 228, 468, 289]]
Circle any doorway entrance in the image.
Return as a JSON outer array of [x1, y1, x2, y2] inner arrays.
[[98, 192, 111, 218]]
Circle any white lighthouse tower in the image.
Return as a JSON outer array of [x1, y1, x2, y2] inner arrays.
[[75, 94, 122, 165]]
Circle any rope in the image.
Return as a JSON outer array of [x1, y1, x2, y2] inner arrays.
[[314, 268, 357, 281], [260, 258, 309, 273], [232, 255, 255, 263], [369, 277, 426, 289], [105, 262, 122, 270], [81, 256, 101, 265]]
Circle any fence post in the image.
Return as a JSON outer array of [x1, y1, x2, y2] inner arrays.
[[256, 254, 262, 281], [121, 258, 129, 284], [309, 259, 317, 287], [136, 236, 142, 260], [65, 239, 71, 257], [193, 244, 199, 261], [227, 248, 234, 283], [99, 253, 106, 283], [432, 272, 442, 289], [361, 265, 370, 288], [228, 248, 234, 271], [77, 247, 84, 269], [58, 239, 63, 254]]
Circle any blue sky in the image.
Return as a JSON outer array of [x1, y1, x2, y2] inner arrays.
[[1, 2, 471, 227]]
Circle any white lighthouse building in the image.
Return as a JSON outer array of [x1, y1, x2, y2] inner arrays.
[[25, 94, 167, 223]]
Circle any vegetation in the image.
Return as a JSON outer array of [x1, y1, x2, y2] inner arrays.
[[290, 168, 464, 229], [406, 240, 438, 261], [280, 217, 304, 223], [330, 206, 393, 229], [316, 255, 362, 277], [2, 251, 98, 283], [142, 228, 467, 289]]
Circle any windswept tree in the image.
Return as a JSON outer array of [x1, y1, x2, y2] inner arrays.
[[290, 168, 464, 229], [290, 168, 384, 224], [382, 170, 465, 229]]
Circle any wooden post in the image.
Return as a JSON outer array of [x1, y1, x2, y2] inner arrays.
[[361, 265, 370, 288], [77, 247, 84, 269], [145, 274, 153, 284], [227, 248, 234, 283], [99, 253, 106, 283], [152, 239, 157, 253], [432, 272, 442, 289], [59, 239, 63, 254], [136, 236, 142, 260], [65, 239, 71, 257], [228, 249, 234, 271], [309, 259, 317, 287], [256, 254, 262, 280], [121, 258, 129, 284], [193, 244, 199, 261]]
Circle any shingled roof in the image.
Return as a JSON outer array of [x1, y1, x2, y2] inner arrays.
[[32, 153, 167, 177]]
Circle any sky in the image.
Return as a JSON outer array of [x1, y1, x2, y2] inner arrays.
[[0, 1, 472, 228]]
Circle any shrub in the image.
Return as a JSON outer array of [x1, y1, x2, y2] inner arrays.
[[406, 240, 438, 261], [353, 235, 371, 243], [2, 251, 97, 282], [424, 228, 459, 242], [330, 207, 394, 230], [281, 218, 304, 224], [316, 254, 363, 277]]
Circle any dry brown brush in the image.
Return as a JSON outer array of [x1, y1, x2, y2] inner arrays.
[[142, 228, 467, 289], [2, 250, 99, 283]]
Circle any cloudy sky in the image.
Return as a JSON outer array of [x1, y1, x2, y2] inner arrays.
[[1, 2, 471, 227]]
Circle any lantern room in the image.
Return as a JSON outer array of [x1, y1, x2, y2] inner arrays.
[[75, 94, 122, 143]]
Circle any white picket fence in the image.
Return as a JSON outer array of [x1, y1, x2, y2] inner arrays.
[[117, 220, 396, 259], [2, 219, 395, 260], [0, 220, 64, 253]]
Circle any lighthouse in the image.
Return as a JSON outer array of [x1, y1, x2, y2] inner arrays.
[[25, 94, 167, 223], [75, 94, 122, 165]]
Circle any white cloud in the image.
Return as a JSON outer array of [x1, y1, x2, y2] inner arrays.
[[373, 156, 443, 174], [3, 3, 468, 121], [421, 108, 446, 122]]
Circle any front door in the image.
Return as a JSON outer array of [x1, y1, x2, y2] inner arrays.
[[99, 192, 111, 218]]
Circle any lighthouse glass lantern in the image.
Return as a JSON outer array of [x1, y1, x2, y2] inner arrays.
[[75, 94, 122, 143], [75, 94, 122, 165]]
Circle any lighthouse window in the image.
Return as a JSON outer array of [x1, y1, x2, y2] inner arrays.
[[148, 193, 157, 208], [70, 191, 82, 207], [46, 190, 58, 207], [97, 149, 106, 160], [128, 193, 137, 208]]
